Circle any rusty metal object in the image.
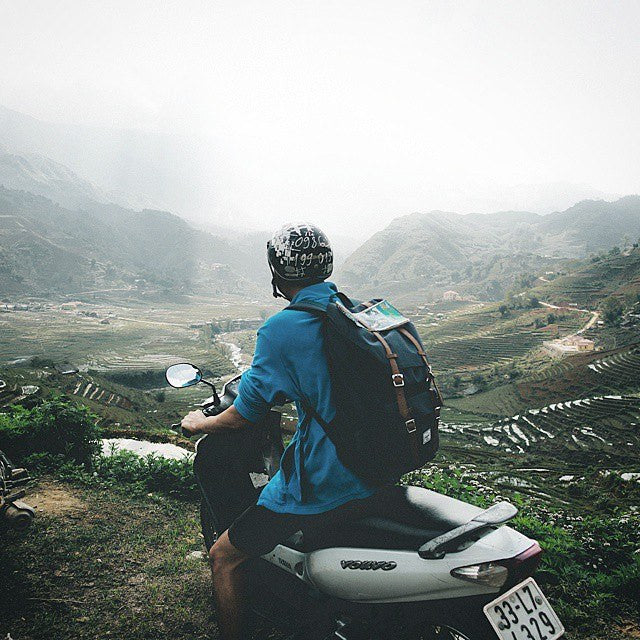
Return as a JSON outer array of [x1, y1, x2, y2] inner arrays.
[[1, 449, 35, 531]]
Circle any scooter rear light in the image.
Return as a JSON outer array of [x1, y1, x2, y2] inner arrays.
[[450, 562, 510, 588], [497, 541, 544, 587], [450, 542, 543, 590]]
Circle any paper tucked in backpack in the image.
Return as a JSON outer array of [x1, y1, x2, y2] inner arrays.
[[337, 299, 410, 332]]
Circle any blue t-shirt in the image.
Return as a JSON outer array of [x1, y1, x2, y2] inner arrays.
[[233, 281, 374, 514]]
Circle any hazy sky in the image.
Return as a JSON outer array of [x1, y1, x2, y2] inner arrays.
[[1, 0, 639, 236]]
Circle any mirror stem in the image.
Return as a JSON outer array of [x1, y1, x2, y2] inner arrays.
[[201, 379, 221, 405]]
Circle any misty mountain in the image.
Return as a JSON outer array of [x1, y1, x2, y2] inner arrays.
[[195, 220, 363, 269], [0, 104, 206, 216], [0, 187, 262, 298], [0, 105, 621, 232], [535, 196, 640, 256], [0, 147, 110, 210], [339, 197, 640, 302]]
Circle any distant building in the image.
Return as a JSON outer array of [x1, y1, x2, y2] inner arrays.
[[55, 365, 79, 375], [543, 335, 595, 357], [443, 290, 461, 301], [571, 337, 595, 351]]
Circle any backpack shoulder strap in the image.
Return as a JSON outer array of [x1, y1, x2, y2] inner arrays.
[[397, 327, 444, 408]]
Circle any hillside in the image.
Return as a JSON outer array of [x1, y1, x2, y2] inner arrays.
[[436, 247, 640, 468], [0, 147, 109, 210], [529, 244, 640, 311], [0, 187, 263, 298], [339, 197, 640, 303]]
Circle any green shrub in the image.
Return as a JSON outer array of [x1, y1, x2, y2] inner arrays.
[[92, 451, 198, 498], [0, 397, 100, 466], [27, 449, 199, 500]]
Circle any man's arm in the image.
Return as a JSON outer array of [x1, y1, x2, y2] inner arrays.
[[181, 405, 253, 436]]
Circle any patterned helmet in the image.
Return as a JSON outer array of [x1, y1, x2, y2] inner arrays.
[[267, 223, 333, 282]]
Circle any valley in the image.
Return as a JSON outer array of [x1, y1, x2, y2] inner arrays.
[[1, 142, 640, 639], [2, 246, 639, 511]]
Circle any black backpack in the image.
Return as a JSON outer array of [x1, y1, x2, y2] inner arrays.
[[287, 292, 443, 486]]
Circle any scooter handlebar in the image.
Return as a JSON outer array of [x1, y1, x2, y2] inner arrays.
[[170, 422, 192, 438]]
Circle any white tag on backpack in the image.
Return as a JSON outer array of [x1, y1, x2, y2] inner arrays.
[[422, 429, 432, 445], [249, 472, 269, 488]]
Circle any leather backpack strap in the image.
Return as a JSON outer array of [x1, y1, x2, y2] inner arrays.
[[398, 327, 444, 408], [372, 330, 421, 464], [335, 291, 355, 308]]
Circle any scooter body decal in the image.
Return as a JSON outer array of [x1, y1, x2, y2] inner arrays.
[[341, 560, 397, 571]]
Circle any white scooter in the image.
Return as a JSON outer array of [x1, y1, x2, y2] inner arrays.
[[166, 363, 564, 640]]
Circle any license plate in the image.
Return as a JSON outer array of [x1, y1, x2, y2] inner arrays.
[[483, 577, 565, 640]]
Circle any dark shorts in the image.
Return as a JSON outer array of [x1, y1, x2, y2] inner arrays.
[[228, 495, 378, 557]]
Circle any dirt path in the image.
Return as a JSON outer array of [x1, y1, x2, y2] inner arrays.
[[115, 316, 188, 328], [539, 301, 599, 337]]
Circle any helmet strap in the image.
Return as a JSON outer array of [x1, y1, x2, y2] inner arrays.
[[269, 264, 287, 299]]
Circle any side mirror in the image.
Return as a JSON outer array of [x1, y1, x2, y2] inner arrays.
[[165, 363, 202, 388]]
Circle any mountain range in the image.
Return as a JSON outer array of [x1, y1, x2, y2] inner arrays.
[[339, 197, 640, 302], [1, 107, 640, 303], [0, 183, 268, 298]]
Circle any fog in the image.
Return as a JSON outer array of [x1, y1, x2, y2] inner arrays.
[[1, 0, 639, 238]]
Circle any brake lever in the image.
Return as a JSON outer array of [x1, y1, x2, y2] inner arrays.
[[170, 422, 191, 438]]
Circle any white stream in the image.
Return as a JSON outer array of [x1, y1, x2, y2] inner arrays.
[[99, 334, 247, 461], [101, 438, 194, 460], [219, 340, 244, 370]]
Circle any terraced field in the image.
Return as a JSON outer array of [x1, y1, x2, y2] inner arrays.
[[587, 346, 640, 383], [443, 393, 640, 466], [531, 247, 640, 308], [415, 305, 584, 373], [427, 329, 549, 370], [0, 296, 267, 382], [449, 342, 640, 418]]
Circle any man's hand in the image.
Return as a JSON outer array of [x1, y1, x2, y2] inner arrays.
[[180, 405, 252, 436], [181, 410, 211, 435]]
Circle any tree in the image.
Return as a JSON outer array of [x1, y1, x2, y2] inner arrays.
[[600, 296, 623, 325], [498, 304, 509, 317]]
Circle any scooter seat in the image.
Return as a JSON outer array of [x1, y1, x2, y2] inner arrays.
[[297, 485, 484, 552]]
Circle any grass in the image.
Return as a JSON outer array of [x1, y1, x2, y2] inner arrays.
[[0, 475, 219, 640], [2, 462, 638, 640]]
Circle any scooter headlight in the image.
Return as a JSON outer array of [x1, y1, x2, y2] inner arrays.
[[450, 562, 509, 588]]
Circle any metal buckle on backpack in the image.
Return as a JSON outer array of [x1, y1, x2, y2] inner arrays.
[[405, 419, 416, 433], [392, 373, 405, 387]]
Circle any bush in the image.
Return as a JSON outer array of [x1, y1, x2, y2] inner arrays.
[[0, 397, 101, 466], [600, 296, 624, 325], [92, 451, 198, 498], [27, 450, 199, 500]]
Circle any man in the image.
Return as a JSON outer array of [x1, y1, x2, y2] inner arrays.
[[181, 223, 376, 640]]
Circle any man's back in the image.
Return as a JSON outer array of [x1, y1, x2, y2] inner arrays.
[[233, 280, 374, 513]]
